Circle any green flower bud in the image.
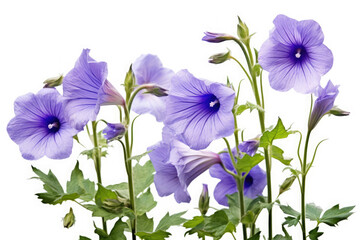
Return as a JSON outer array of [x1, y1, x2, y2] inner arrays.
[[237, 17, 250, 45], [63, 208, 75, 228], [43, 75, 63, 88], [143, 84, 168, 97], [329, 106, 350, 116], [102, 196, 131, 213], [209, 50, 231, 64], [198, 184, 210, 216]]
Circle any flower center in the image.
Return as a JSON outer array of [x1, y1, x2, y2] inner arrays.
[[206, 94, 220, 112], [244, 174, 253, 188], [292, 46, 307, 62], [45, 116, 61, 133], [295, 48, 302, 58]]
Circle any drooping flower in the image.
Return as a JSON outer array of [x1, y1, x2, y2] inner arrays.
[[209, 142, 266, 206], [258, 14, 333, 94], [202, 32, 234, 43], [148, 128, 221, 203], [7, 88, 78, 160], [164, 70, 235, 150], [102, 123, 126, 141], [308, 80, 339, 131], [63, 49, 125, 130], [131, 54, 174, 121]]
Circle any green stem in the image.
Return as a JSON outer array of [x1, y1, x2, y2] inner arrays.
[[91, 121, 107, 233], [301, 129, 312, 240], [251, 223, 256, 237]]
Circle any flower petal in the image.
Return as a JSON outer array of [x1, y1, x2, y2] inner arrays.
[[307, 44, 333, 75]]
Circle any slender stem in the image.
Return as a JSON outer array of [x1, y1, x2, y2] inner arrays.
[[301, 129, 312, 240], [230, 56, 252, 85], [91, 121, 107, 233], [128, 85, 152, 112], [251, 223, 256, 236]]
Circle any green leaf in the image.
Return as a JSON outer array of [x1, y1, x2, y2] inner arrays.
[[32, 166, 80, 204], [95, 184, 118, 207], [203, 210, 236, 239], [319, 204, 354, 226], [183, 216, 204, 228], [137, 213, 154, 233], [107, 218, 127, 240], [67, 161, 95, 202], [84, 204, 134, 221], [183, 216, 207, 239], [272, 145, 292, 165], [241, 210, 256, 224], [273, 235, 292, 240], [156, 211, 187, 231], [260, 118, 293, 148], [79, 236, 91, 240], [235, 101, 264, 115], [136, 231, 171, 240], [106, 183, 129, 198], [80, 148, 108, 161], [136, 188, 157, 216], [284, 216, 300, 227], [133, 160, 155, 196], [225, 193, 241, 225], [236, 153, 264, 173], [309, 227, 323, 240], [279, 176, 297, 196], [306, 203, 323, 221], [248, 232, 261, 240], [279, 205, 300, 218], [128, 151, 151, 162]]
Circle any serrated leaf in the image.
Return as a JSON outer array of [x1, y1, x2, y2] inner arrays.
[[32, 166, 80, 204], [235, 101, 264, 115], [309, 227, 323, 240], [128, 151, 151, 162], [279, 176, 296, 196], [183, 216, 204, 228], [79, 236, 91, 240], [248, 232, 261, 240], [241, 210, 256, 224], [134, 160, 155, 196], [306, 203, 323, 221], [156, 211, 186, 231], [236, 153, 264, 173], [67, 161, 95, 202], [106, 183, 129, 199], [80, 148, 108, 161], [204, 210, 236, 238], [272, 145, 292, 165], [137, 213, 154, 233], [320, 204, 354, 226], [279, 205, 300, 218], [107, 218, 127, 240], [136, 188, 157, 216], [95, 184, 118, 207], [225, 193, 241, 225], [136, 231, 171, 240], [84, 204, 134, 221], [260, 118, 293, 148], [284, 216, 300, 227], [273, 235, 292, 240]]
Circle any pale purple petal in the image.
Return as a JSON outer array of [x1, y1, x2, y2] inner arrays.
[[102, 123, 126, 141], [307, 44, 333, 75]]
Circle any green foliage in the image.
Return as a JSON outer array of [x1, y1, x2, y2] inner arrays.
[[236, 153, 264, 173], [309, 227, 323, 240], [271, 145, 292, 165], [279, 205, 300, 227], [248, 232, 261, 240], [133, 160, 155, 196], [235, 101, 264, 115], [306, 203, 322, 222], [67, 161, 95, 202], [184, 210, 235, 240], [319, 204, 354, 226], [278, 176, 296, 196], [225, 193, 241, 225], [95, 184, 118, 207], [106, 183, 129, 198], [32, 166, 80, 204], [128, 151, 152, 162], [80, 148, 108, 161], [136, 231, 171, 240], [136, 188, 157, 216], [260, 118, 294, 148], [94, 219, 127, 240], [156, 211, 187, 231], [137, 213, 154, 233], [79, 236, 91, 240]]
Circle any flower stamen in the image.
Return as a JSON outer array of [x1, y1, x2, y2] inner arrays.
[[209, 99, 219, 107], [295, 48, 302, 59], [48, 122, 59, 130]]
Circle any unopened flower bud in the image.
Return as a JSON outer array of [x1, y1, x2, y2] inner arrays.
[[329, 106, 350, 116], [198, 184, 210, 216], [43, 75, 63, 88], [143, 84, 168, 97], [102, 123, 126, 142], [237, 17, 250, 45], [202, 32, 235, 43], [102, 196, 131, 213], [63, 208, 75, 228], [209, 51, 231, 64]]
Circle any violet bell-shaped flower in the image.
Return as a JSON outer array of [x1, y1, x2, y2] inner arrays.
[[148, 130, 221, 203], [102, 123, 126, 142], [7, 88, 78, 160], [63, 49, 125, 130], [131, 54, 174, 121], [308, 80, 339, 131], [209, 141, 266, 206], [164, 70, 235, 150], [258, 14, 333, 93]]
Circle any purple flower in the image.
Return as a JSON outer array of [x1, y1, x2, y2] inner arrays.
[[102, 123, 126, 141], [148, 129, 221, 203], [238, 139, 259, 157], [132, 54, 174, 121], [202, 32, 234, 43], [7, 88, 78, 160], [63, 49, 125, 130], [209, 143, 266, 206], [308, 80, 339, 131], [258, 14, 333, 94], [164, 70, 235, 150]]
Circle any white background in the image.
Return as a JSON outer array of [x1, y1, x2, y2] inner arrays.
[[1, 0, 359, 239]]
